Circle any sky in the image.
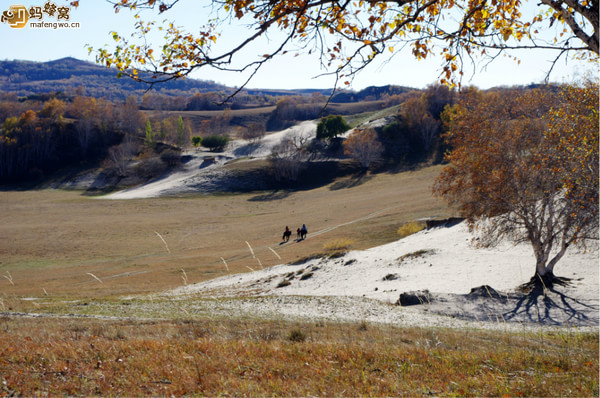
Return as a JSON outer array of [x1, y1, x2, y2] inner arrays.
[[0, 0, 595, 91]]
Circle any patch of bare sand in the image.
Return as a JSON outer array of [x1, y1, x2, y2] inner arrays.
[[170, 221, 599, 331]]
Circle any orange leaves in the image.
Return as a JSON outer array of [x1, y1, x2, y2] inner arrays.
[[435, 82, 599, 254], [94, 0, 597, 93]]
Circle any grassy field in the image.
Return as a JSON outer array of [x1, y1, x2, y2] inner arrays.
[[0, 165, 452, 299], [2, 164, 598, 397], [1, 316, 597, 396]]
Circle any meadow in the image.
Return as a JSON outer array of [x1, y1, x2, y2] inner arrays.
[[1, 164, 598, 396], [1, 316, 597, 396], [0, 165, 450, 300]]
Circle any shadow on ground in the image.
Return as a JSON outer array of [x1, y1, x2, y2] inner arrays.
[[405, 282, 599, 327]]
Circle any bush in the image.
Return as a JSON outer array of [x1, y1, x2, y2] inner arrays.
[[323, 238, 354, 253], [316, 115, 350, 140], [323, 237, 354, 251], [269, 138, 308, 182], [343, 128, 384, 168], [276, 279, 291, 288], [202, 135, 230, 152], [397, 221, 426, 238], [134, 157, 167, 180], [288, 329, 307, 342], [191, 136, 203, 147], [160, 149, 181, 168]]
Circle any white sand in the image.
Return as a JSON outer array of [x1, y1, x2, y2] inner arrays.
[[95, 119, 599, 331], [102, 121, 318, 200], [170, 221, 599, 331]]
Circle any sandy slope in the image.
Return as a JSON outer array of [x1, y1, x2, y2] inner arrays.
[[102, 121, 318, 199], [170, 221, 599, 331]]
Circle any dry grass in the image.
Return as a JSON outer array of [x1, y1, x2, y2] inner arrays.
[[322, 237, 355, 252], [0, 165, 452, 298], [397, 221, 427, 238], [0, 316, 597, 397]]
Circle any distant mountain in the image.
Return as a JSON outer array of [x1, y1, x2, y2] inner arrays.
[[0, 57, 230, 101], [330, 85, 414, 103], [0, 57, 416, 103]]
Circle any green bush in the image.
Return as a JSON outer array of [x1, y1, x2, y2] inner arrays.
[[316, 115, 350, 140], [191, 136, 203, 147], [201, 135, 230, 152]]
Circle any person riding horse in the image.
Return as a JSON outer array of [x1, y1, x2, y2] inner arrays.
[[282, 226, 291, 242], [300, 224, 307, 240]]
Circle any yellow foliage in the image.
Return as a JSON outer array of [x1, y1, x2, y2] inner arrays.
[[397, 221, 426, 238], [323, 238, 355, 252]]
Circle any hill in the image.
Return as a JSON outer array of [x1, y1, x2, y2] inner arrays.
[[0, 57, 418, 104], [0, 57, 229, 101]]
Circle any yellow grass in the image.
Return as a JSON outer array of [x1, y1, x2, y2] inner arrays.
[[0, 165, 452, 298], [397, 221, 427, 238], [322, 237, 355, 252], [0, 316, 597, 397]]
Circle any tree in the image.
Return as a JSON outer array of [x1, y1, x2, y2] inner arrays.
[[40, 98, 65, 125], [120, 96, 145, 135], [144, 119, 155, 148], [433, 82, 598, 286], [269, 136, 309, 182], [201, 134, 230, 152], [93, 0, 598, 93], [70, 96, 99, 155], [191, 136, 202, 147], [316, 115, 350, 140], [175, 115, 189, 148], [343, 128, 384, 169], [240, 122, 266, 144], [106, 138, 137, 177]]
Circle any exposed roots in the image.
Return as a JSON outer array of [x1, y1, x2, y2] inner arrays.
[[518, 272, 572, 294]]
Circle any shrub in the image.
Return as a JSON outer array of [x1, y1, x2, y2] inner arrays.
[[191, 136, 202, 147], [316, 115, 350, 140], [323, 237, 354, 251], [323, 238, 354, 254], [160, 149, 181, 167], [343, 128, 384, 168], [288, 328, 306, 342], [134, 157, 167, 179], [397, 249, 435, 263], [240, 122, 266, 143], [276, 279, 291, 288], [397, 221, 426, 238], [300, 272, 313, 280], [202, 134, 230, 152], [269, 137, 308, 182]]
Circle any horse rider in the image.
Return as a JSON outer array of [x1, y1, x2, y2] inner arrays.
[[282, 226, 291, 241]]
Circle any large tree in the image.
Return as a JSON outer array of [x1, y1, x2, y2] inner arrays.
[[343, 128, 383, 168], [433, 82, 598, 285], [86, 0, 598, 92]]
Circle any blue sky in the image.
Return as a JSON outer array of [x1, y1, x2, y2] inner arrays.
[[0, 0, 595, 91]]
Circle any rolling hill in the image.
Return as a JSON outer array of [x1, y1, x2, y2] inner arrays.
[[0, 57, 416, 103]]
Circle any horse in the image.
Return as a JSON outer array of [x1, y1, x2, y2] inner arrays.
[[300, 225, 307, 240], [282, 229, 291, 242]]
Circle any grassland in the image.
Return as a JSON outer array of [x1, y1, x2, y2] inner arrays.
[[1, 164, 598, 397], [0, 165, 451, 299], [1, 316, 597, 397]]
